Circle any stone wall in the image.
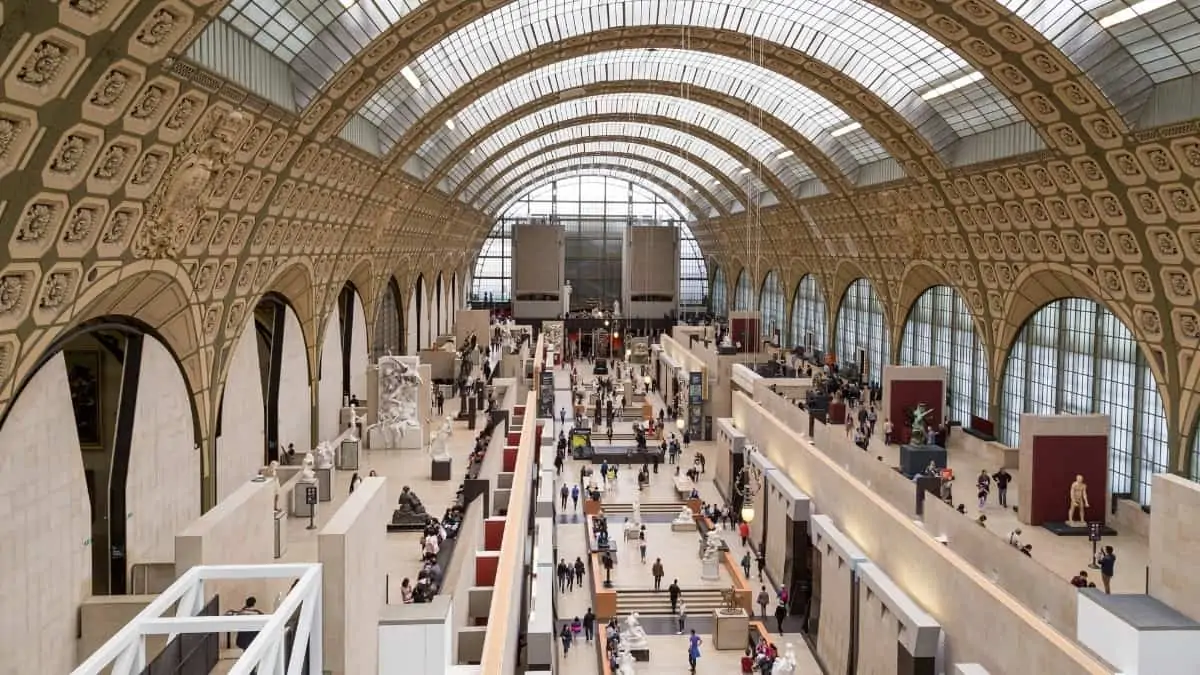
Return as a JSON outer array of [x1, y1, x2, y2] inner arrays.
[[216, 316, 266, 501], [1150, 474, 1200, 621]]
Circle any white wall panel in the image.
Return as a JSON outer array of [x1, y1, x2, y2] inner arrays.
[[350, 292, 369, 400], [217, 317, 266, 501], [127, 338, 200, 572], [319, 315, 343, 443], [0, 353, 91, 675], [279, 306, 312, 452]]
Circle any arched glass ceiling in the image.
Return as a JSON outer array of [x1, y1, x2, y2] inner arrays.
[[478, 154, 723, 215], [472, 144, 734, 214], [367, 49, 898, 173], [464, 121, 768, 204], [449, 93, 819, 192], [493, 167, 693, 218], [466, 142, 738, 212], [361, 0, 1029, 162]]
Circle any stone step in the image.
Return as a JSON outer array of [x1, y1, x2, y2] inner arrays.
[[615, 590, 729, 616], [601, 503, 684, 514]]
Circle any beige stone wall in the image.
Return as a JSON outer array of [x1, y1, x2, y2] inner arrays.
[[857, 577, 902, 675], [320, 475, 388, 675], [216, 316, 266, 501], [0, 353, 92, 675], [127, 338, 201, 576], [319, 314, 346, 442], [733, 392, 1110, 674], [175, 477, 279, 611], [763, 477, 790, 585], [816, 542, 855, 674], [1150, 474, 1200, 621]]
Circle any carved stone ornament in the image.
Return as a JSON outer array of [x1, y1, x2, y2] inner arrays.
[[62, 207, 97, 243], [133, 109, 246, 259], [102, 209, 133, 244], [0, 275, 27, 314], [137, 9, 178, 48], [38, 272, 72, 309], [0, 118, 19, 159], [51, 135, 90, 174], [69, 0, 110, 16], [90, 69, 129, 108], [130, 85, 166, 120], [94, 144, 131, 180], [16, 203, 55, 243], [18, 41, 68, 86]]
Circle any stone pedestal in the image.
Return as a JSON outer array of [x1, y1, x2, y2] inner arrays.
[[316, 467, 332, 502], [671, 519, 695, 532], [431, 458, 452, 481], [337, 439, 359, 470], [713, 609, 750, 650], [291, 481, 318, 517], [701, 557, 721, 580]]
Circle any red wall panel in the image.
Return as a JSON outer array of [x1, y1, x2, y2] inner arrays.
[[503, 445, 518, 472], [730, 318, 761, 353], [1028, 435, 1108, 526], [475, 553, 499, 586], [888, 380, 944, 445], [483, 518, 506, 551]]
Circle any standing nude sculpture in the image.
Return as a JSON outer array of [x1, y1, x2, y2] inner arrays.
[[1067, 474, 1089, 524]]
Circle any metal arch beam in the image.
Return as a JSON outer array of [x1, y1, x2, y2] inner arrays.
[[298, 4, 1126, 163], [463, 134, 747, 212], [379, 29, 942, 183], [482, 162, 708, 220], [429, 81, 852, 196], [471, 147, 732, 218]]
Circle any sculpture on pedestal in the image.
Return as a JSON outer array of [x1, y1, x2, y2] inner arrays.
[[347, 408, 364, 441], [431, 416, 453, 461], [391, 485, 430, 528], [701, 530, 723, 561], [299, 452, 317, 482], [1067, 474, 1090, 524], [369, 355, 422, 448], [673, 505, 695, 526], [621, 613, 649, 649], [773, 644, 798, 675], [909, 403, 931, 445], [562, 281, 573, 316], [315, 442, 334, 469], [613, 299, 621, 316], [617, 646, 636, 675]]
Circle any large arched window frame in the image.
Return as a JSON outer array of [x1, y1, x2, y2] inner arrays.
[[1000, 298, 1168, 506], [712, 267, 728, 319], [759, 271, 785, 345], [790, 275, 828, 354], [899, 286, 989, 423], [469, 175, 705, 306], [734, 270, 754, 312], [835, 278, 890, 382]]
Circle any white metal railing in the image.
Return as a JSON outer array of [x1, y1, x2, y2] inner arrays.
[[73, 563, 322, 675]]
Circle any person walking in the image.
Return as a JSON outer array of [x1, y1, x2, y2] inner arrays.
[[757, 585, 771, 620], [574, 557, 586, 588], [677, 601, 688, 635], [583, 608, 596, 643], [557, 559, 570, 593], [560, 483, 569, 511], [651, 558, 665, 590], [756, 550, 766, 581], [1098, 545, 1116, 594], [686, 629, 702, 673], [992, 468, 1012, 507], [976, 470, 991, 509], [638, 526, 648, 563], [559, 623, 573, 655], [668, 579, 681, 614], [740, 551, 752, 578], [436, 389, 444, 415], [571, 484, 580, 512], [607, 425, 614, 445], [775, 602, 788, 634], [560, 407, 567, 428], [738, 520, 751, 548]]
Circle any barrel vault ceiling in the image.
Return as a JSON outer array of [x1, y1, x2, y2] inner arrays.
[[6, 0, 1200, 473]]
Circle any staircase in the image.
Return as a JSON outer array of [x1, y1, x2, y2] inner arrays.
[[616, 588, 729, 616], [601, 502, 683, 516]]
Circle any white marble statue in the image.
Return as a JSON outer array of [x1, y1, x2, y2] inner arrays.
[[773, 644, 798, 675], [562, 281, 573, 316], [702, 530, 723, 561], [617, 646, 637, 675], [720, 332, 733, 349], [613, 299, 621, 316], [621, 613, 649, 648], [431, 416, 453, 461], [632, 497, 642, 525], [348, 407, 364, 440], [674, 505, 695, 524], [265, 460, 279, 478], [300, 452, 317, 482], [315, 441, 334, 469], [368, 355, 423, 448]]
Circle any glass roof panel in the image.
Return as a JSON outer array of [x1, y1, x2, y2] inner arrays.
[[218, 0, 425, 99], [472, 144, 742, 210], [364, 0, 1020, 161], [449, 94, 818, 192], [491, 166, 698, 217], [461, 123, 758, 204], [375, 49, 882, 177]]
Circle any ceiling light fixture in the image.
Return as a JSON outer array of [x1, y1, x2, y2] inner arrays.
[[1099, 0, 1176, 27], [830, 122, 862, 138], [921, 71, 984, 101], [776, 150, 794, 159], [739, 167, 751, 175], [445, 119, 456, 131], [400, 66, 421, 90]]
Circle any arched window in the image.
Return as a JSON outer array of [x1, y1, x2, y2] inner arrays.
[[734, 270, 754, 311], [899, 286, 989, 423], [470, 175, 704, 308], [759, 271, 785, 345], [1191, 425, 1200, 483], [711, 266, 728, 318], [835, 278, 890, 382], [1000, 298, 1168, 505], [790, 275, 827, 353]]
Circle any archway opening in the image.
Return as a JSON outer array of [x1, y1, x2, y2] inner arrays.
[[899, 285, 989, 424], [834, 278, 890, 383], [790, 274, 828, 359], [374, 276, 404, 359]]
